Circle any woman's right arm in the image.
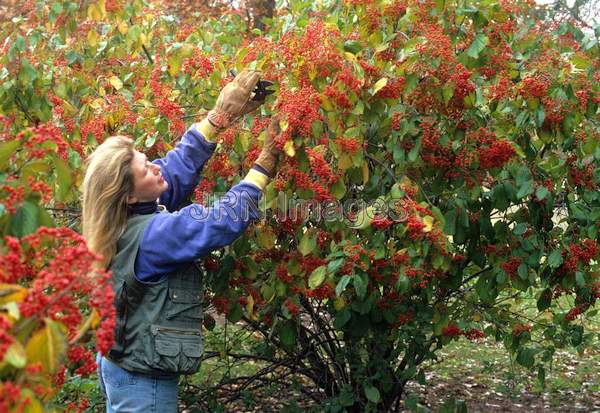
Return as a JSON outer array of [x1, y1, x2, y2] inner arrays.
[[134, 175, 268, 282]]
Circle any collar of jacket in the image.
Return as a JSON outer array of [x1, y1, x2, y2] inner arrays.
[[128, 200, 160, 215]]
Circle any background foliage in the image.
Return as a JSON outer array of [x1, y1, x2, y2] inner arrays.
[[0, 0, 599, 411]]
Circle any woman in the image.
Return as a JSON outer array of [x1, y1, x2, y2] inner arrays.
[[82, 70, 280, 412]]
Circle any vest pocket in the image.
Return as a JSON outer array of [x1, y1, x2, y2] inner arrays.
[[151, 325, 203, 374], [166, 288, 203, 320]]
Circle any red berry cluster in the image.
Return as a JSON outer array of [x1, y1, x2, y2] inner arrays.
[[277, 20, 343, 79], [442, 322, 485, 340], [284, 298, 300, 316], [565, 306, 584, 321], [20, 122, 69, 160], [450, 64, 475, 99], [305, 148, 337, 184], [375, 77, 405, 100], [67, 345, 97, 376], [2, 227, 115, 359], [502, 256, 522, 279], [0, 381, 26, 413], [0, 315, 14, 363], [149, 52, 185, 136], [442, 322, 462, 337], [0, 184, 25, 214], [559, 239, 599, 275], [324, 85, 352, 110], [305, 283, 335, 300], [275, 85, 322, 149], [519, 74, 549, 99]]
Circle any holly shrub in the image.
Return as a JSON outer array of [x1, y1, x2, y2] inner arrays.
[[0, 0, 599, 411]]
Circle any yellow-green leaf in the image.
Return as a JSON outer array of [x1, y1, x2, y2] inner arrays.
[[362, 160, 369, 185], [338, 153, 353, 170], [3, 340, 27, 368], [372, 78, 388, 95], [87, 29, 99, 48], [0, 140, 21, 170], [25, 319, 67, 374], [423, 215, 434, 232], [256, 225, 276, 249], [167, 54, 182, 77], [108, 75, 123, 90], [21, 389, 44, 413], [0, 284, 28, 305], [308, 265, 327, 289], [349, 205, 375, 229], [283, 140, 296, 157]]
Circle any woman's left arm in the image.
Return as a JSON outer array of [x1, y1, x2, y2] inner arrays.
[[154, 120, 218, 211], [155, 69, 264, 211]]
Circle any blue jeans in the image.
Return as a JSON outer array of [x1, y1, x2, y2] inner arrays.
[[96, 354, 179, 413]]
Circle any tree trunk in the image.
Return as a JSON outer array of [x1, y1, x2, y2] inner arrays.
[[246, 0, 276, 31]]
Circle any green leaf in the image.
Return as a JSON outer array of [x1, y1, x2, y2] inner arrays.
[[334, 309, 351, 329], [396, 273, 410, 293], [299, 231, 317, 256], [353, 273, 367, 299], [518, 263, 528, 280], [227, 303, 243, 323], [442, 84, 454, 104], [54, 157, 73, 202], [516, 180, 534, 199], [279, 321, 296, 347], [466, 34, 489, 58], [10, 201, 39, 237], [443, 208, 457, 235], [309, 265, 327, 289], [537, 365, 546, 388], [364, 384, 380, 403], [516, 347, 537, 368], [343, 40, 363, 54], [339, 385, 355, 406], [535, 186, 549, 200], [328, 258, 345, 274], [537, 289, 552, 311], [547, 249, 563, 268], [513, 223, 527, 235], [336, 275, 352, 296], [331, 178, 346, 199], [575, 271, 585, 287], [349, 205, 375, 229]]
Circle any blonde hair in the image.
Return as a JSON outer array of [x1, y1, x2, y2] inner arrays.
[[82, 136, 135, 268]]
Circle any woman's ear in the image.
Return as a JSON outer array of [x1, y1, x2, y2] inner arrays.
[[126, 194, 138, 204]]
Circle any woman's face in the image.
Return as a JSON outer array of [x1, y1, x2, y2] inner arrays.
[[126, 150, 168, 204]]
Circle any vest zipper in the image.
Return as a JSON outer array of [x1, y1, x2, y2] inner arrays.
[[151, 325, 202, 336]]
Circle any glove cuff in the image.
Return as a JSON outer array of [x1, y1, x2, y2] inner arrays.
[[251, 163, 274, 179], [254, 153, 277, 178], [207, 109, 233, 130], [243, 168, 270, 191], [195, 118, 218, 142]]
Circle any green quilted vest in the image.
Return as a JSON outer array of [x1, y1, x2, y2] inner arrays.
[[107, 213, 204, 375]]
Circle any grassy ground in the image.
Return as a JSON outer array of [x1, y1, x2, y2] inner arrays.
[[404, 338, 600, 412], [61, 311, 600, 412]]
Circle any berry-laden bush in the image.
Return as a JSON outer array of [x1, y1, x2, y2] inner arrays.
[[1, 0, 599, 411]]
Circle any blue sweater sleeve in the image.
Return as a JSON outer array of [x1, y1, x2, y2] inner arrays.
[[154, 125, 217, 212], [134, 182, 263, 282]]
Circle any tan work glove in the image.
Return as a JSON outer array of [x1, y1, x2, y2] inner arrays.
[[253, 116, 281, 178], [208, 70, 263, 129]]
